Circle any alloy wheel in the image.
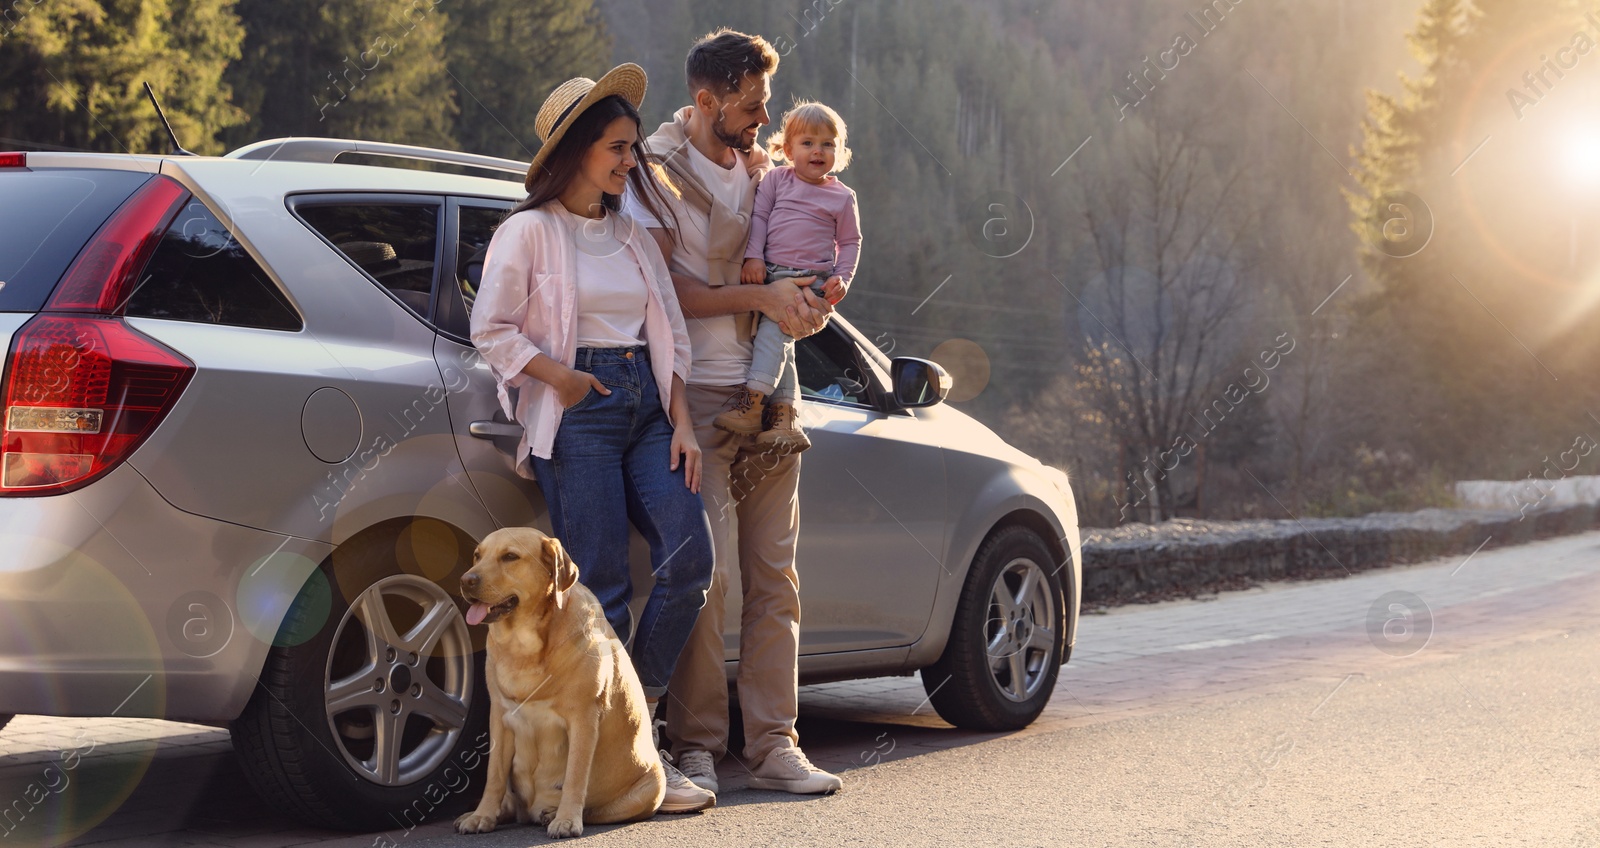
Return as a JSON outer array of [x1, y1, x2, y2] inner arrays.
[[323, 574, 473, 786], [985, 557, 1056, 702]]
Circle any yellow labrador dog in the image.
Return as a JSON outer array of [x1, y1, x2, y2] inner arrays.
[[454, 527, 664, 838]]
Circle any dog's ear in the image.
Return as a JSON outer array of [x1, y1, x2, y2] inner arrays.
[[542, 535, 580, 611]]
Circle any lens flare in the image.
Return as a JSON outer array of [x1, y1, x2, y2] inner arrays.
[[1560, 125, 1600, 187]]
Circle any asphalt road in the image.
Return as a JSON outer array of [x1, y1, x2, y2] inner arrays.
[[450, 628, 1600, 848], [4, 530, 1599, 847]]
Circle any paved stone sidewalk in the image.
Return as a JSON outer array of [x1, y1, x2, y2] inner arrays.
[[4, 531, 1598, 847]]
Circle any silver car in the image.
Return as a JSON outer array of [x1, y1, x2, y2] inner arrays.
[[0, 140, 1081, 830]]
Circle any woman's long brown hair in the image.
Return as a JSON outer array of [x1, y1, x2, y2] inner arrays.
[[511, 94, 678, 246]]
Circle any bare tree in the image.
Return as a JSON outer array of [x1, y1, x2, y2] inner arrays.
[[1068, 109, 1258, 523]]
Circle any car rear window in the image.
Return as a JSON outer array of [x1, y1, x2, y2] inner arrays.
[[0, 168, 151, 312]]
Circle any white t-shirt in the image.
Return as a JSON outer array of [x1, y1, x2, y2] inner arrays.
[[624, 144, 752, 385], [562, 207, 647, 347]]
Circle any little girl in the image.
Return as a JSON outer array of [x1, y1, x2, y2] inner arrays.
[[715, 100, 861, 453]]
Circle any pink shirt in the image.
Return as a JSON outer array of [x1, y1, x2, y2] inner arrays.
[[470, 201, 691, 474], [744, 167, 861, 283]]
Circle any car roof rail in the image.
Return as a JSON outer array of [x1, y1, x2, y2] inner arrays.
[[225, 137, 527, 180]]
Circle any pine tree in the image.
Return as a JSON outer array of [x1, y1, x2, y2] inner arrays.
[[0, 0, 246, 153], [445, 0, 610, 160], [1345, 0, 1466, 293], [1345, 0, 1594, 478], [224, 0, 456, 149]]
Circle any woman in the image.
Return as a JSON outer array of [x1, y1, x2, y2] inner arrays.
[[469, 63, 715, 814]]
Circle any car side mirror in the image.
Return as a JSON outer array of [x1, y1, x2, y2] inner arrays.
[[891, 357, 951, 409]]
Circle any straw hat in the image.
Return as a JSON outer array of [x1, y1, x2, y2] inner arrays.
[[525, 63, 648, 191]]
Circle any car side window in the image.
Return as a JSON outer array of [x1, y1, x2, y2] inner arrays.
[[456, 205, 506, 318], [296, 202, 441, 320], [796, 327, 874, 406], [126, 198, 302, 330]]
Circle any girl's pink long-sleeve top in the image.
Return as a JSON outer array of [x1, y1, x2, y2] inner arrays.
[[744, 167, 861, 283]]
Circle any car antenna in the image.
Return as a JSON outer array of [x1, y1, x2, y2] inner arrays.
[[142, 81, 195, 156]]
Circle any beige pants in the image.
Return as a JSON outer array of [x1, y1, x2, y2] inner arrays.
[[665, 384, 802, 765]]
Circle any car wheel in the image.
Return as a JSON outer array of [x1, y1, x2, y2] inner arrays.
[[923, 525, 1065, 731], [230, 538, 489, 831]]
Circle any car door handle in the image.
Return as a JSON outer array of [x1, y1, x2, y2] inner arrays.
[[469, 420, 522, 439]]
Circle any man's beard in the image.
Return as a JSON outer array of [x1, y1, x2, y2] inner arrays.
[[713, 113, 755, 153]]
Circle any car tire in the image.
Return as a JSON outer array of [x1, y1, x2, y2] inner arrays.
[[230, 532, 490, 831], [922, 525, 1065, 731]]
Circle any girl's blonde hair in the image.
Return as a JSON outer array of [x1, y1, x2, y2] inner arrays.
[[767, 100, 852, 172]]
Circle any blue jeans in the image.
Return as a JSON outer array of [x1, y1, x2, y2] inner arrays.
[[528, 346, 714, 698], [748, 262, 829, 404]]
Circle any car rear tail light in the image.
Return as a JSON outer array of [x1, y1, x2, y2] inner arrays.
[[0, 152, 25, 168], [48, 175, 188, 312], [0, 173, 197, 495], [1, 316, 193, 494]]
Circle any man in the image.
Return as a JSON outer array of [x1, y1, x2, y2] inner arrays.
[[622, 28, 842, 795]]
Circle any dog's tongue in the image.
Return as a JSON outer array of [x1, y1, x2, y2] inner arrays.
[[466, 603, 489, 626]]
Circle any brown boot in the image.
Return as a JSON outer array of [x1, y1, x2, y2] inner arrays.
[[755, 401, 811, 453], [712, 387, 766, 436]]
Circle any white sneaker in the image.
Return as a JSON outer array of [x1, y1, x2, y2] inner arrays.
[[748, 746, 842, 795], [659, 754, 716, 813], [676, 749, 719, 793], [652, 719, 714, 813]]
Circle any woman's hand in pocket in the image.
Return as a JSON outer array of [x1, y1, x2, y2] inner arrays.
[[557, 366, 610, 409], [669, 420, 702, 493]]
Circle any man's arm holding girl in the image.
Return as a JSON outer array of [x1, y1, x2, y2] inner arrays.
[[645, 227, 831, 339]]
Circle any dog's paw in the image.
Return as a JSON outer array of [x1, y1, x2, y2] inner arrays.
[[533, 805, 559, 826], [454, 811, 498, 834], [547, 816, 583, 838]]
